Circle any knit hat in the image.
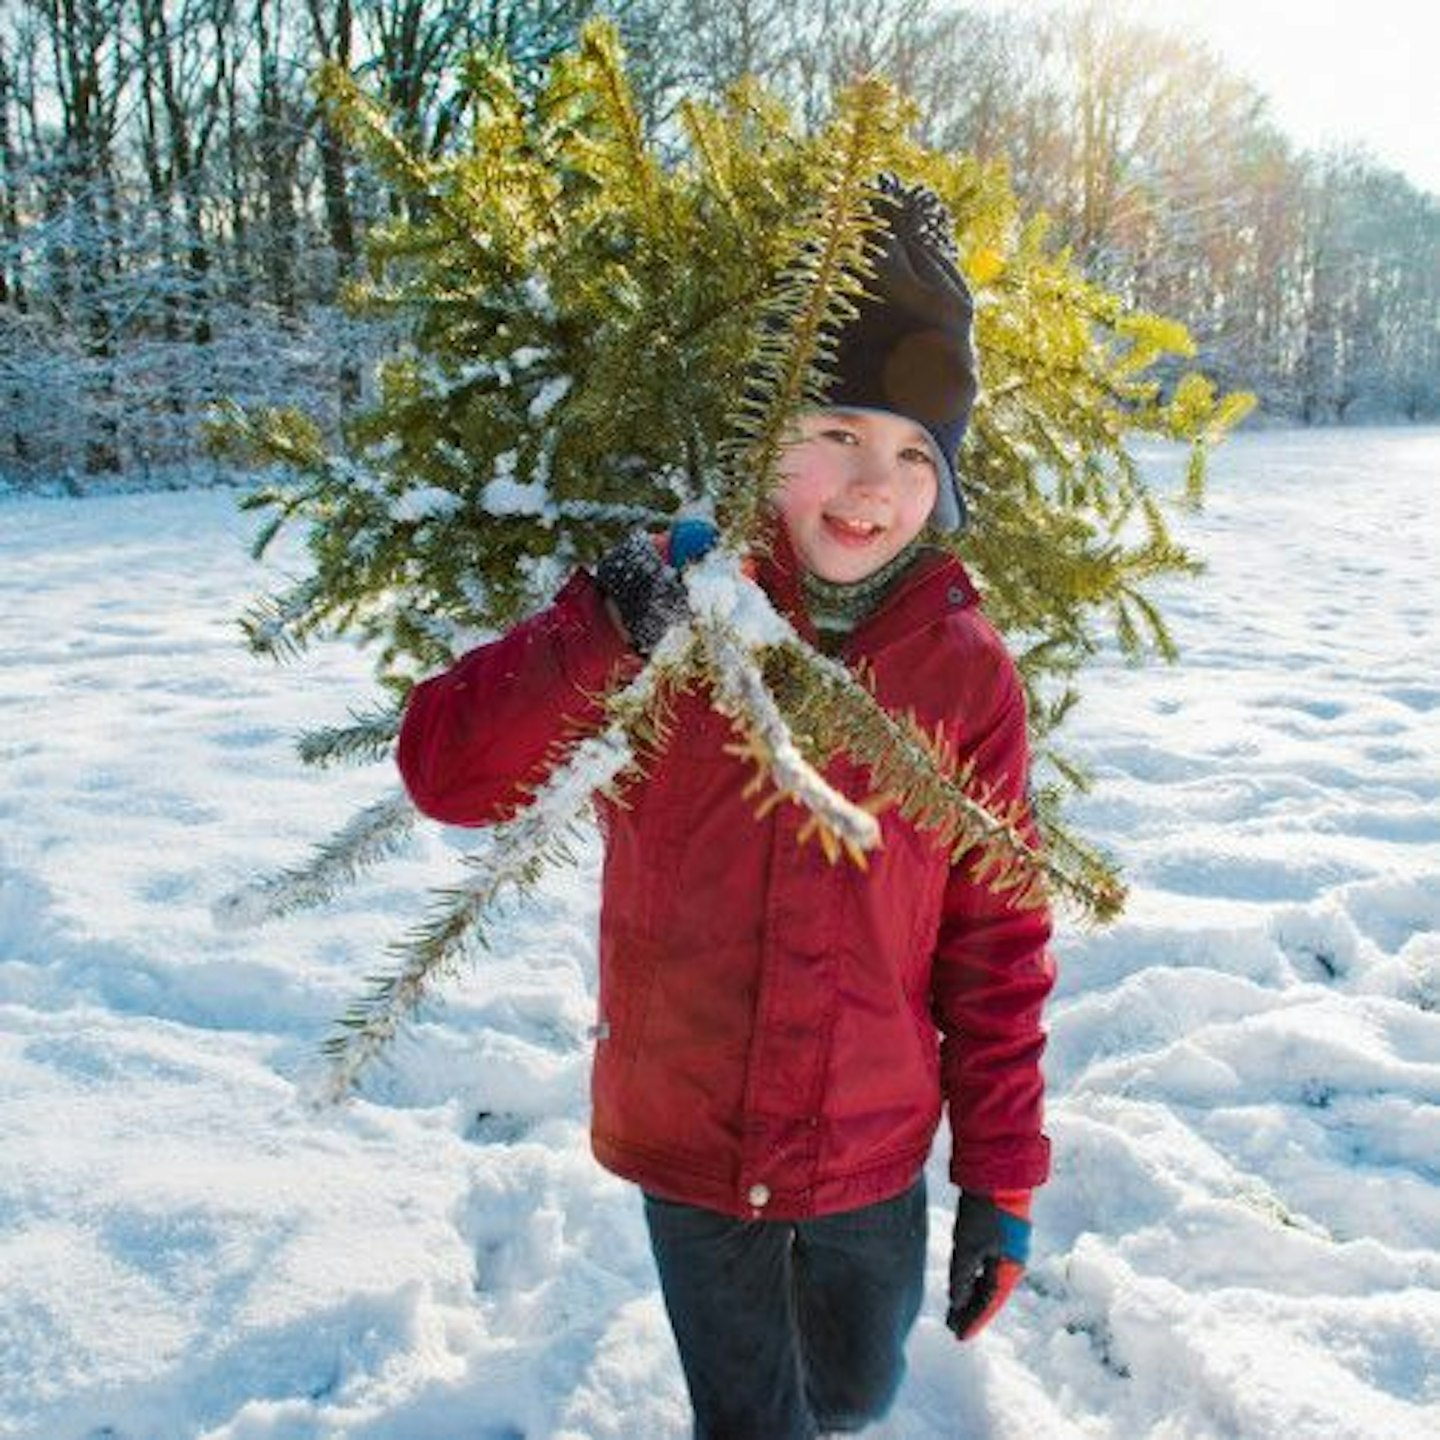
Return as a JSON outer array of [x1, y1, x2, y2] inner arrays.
[[816, 175, 979, 531]]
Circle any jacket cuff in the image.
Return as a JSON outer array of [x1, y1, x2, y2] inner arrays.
[[950, 1133, 1051, 1192]]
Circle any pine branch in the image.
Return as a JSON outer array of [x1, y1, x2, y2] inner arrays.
[[457, 48, 560, 250], [697, 617, 882, 865], [552, 499, 672, 526], [208, 399, 328, 482], [678, 99, 740, 220], [576, 23, 661, 227], [313, 62, 438, 202], [296, 704, 404, 768], [681, 552, 1120, 915], [319, 630, 699, 1098], [318, 760, 615, 1102], [238, 578, 331, 662], [1030, 789, 1119, 903], [766, 637, 1125, 922], [212, 788, 419, 930], [714, 78, 909, 548]]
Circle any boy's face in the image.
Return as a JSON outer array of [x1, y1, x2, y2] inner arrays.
[[776, 409, 940, 583]]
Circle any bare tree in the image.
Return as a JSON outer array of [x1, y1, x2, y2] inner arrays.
[[2, 0, 1437, 485]]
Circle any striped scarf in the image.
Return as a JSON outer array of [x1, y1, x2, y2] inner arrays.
[[799, 541, 923, 653]]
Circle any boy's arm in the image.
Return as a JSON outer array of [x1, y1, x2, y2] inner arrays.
[[396, 570, 640, 826], [930, 660, 1056, 1195]]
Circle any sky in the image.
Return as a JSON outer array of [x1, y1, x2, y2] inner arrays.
[[976, 0, 1440, 196]]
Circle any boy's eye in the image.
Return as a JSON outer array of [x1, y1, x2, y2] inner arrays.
[[820, 427, 859, 445], [901, 446, 937, 468]]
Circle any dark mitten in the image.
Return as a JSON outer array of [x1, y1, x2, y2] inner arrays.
[[595, 531, 689, 655], [595, 522, 719, 655], [946, 1189, 1031, 1341]]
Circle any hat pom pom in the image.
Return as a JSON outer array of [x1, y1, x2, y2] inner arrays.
[[873, 173, 958, 262]]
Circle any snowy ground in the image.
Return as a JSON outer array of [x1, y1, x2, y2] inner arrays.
[[2, 426, 1438, 1440]]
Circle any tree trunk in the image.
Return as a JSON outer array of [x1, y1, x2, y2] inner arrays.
[[256, 0, 299, 318], [309, 0, 359, 405]]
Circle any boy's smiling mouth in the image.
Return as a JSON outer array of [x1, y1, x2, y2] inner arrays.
[[823, 514, 885, 542]]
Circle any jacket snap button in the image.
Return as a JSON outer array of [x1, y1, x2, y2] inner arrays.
[[948, 586, 966, 605], [747, 1183, 771, 1209]]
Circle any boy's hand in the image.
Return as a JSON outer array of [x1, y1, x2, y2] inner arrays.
[[946, 1190, 1031, 1340], [595, 522, 717, 655]]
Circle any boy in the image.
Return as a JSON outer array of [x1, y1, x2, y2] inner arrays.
[[397, 179, 1054, 1439]]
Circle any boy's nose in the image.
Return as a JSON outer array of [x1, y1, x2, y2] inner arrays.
[[847, 449, 897, 493]]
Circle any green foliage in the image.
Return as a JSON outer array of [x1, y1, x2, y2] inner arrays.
[[939, 201, 1253, 797], [221, 26, 869, 684], [215, 20, 1246, 692]]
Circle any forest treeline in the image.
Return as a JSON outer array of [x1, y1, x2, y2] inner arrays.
[[1, 0, 1436, 482]]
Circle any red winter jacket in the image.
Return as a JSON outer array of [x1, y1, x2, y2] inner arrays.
[[397, 536, 1054, 1220]]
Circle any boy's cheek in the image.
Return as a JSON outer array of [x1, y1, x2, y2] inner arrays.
[[774, 498, 812, 556], [774, 469, 826, 524]]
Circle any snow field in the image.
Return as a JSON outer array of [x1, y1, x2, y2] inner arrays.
[[1, 426, 1438, 1437]]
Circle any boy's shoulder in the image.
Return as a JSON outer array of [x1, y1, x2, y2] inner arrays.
[[900, 549, 1011, 655], [925, 550, 1029, 701], [861, 549, 1024, 713]]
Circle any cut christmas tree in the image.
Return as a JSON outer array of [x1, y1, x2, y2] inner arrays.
[[210, 22, 1252, 1098]]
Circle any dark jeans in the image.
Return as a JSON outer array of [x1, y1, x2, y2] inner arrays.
[[644, 1177, 928, 1440]]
